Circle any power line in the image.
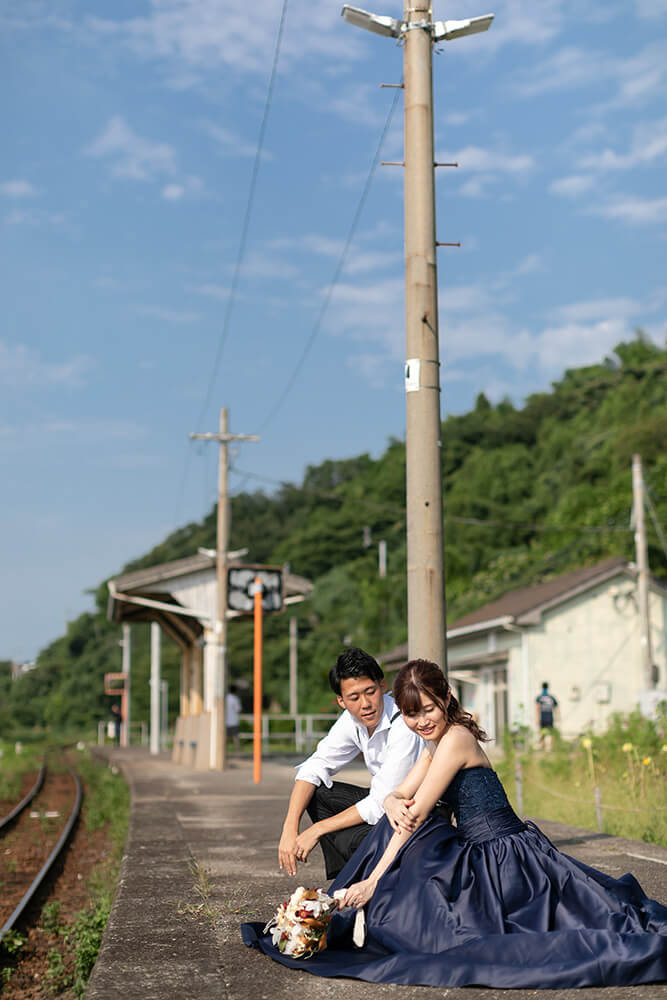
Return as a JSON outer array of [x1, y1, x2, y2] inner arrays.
[[256, 84, 403, 434], [197, 0, 289, 428], [645, 489, 667, 562], [173, 0, 289, 525]]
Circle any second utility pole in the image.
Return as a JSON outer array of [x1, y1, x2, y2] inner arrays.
[[404, 0, 446, 671], [190, 408, 259, 769]]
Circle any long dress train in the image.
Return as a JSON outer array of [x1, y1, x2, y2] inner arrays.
[[242, 766, 667, 987]]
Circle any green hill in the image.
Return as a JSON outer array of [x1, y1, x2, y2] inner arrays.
[[2, 334, 665, 739]]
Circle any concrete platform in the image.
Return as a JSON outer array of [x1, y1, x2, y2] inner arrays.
[[86, 747, 667, 1000]]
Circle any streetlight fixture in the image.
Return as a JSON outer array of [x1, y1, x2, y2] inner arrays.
[[432, 15, 494, 41], [341, 5, 493, 43], [342, 3, 493, 673], [341, 5, 402, 36]]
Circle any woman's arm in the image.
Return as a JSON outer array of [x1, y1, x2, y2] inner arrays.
[[383, 747, 431, 832], [343, 729, 482, 908]]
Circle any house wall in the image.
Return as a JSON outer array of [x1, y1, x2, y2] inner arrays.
[[524, 578, 667, 736], [447, 573, 667, 741]]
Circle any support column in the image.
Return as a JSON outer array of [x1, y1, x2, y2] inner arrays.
[[203, 628, 217, 713], [150, 621, 161, 755], [190, 644, 203, 716], [180, 647, 191, 718]]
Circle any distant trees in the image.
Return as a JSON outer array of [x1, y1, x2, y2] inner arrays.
[[2, 334, 665, 736]]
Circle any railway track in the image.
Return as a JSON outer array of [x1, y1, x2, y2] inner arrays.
[[0, 757, 83, 945], [0, 760, 46, 833]]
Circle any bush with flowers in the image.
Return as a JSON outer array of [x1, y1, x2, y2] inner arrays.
[[499, 705, 667, 846]]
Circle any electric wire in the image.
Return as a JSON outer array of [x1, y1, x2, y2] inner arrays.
[[255, 84, 403, 435], [173, 0, 289, 524], [645, 490, 667, 562]]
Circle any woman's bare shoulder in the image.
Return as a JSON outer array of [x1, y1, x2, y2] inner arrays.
[[435, 725, 483, 762]]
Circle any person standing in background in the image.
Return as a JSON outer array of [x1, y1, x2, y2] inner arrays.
[[535, 681, 558, 750], [226, 683, 242, 752]]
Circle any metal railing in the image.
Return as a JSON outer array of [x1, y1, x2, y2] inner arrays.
[[238, 713, 339, 753]]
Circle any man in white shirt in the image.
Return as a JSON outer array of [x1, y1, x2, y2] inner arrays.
[[278, 647, 423, 879]]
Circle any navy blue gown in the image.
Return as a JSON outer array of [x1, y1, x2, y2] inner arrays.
[[242, 766, 667, 987]]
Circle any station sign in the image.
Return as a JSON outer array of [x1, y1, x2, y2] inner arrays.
[[227, 564, 283, 614]]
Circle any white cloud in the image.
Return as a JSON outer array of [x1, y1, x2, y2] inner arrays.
[[550, 174, 596, 198], [0, 180, 38, 198], [514, 253, 543, 275], [443, 112, 472, 126], [514, 40, 667, 107], [578, 117, 667, 170], [513, 46, 612, 97], [329, 84, 387, 128], [242, 250, 299, 279], [449, 146, 535, 174], [200, 121, 265, 158], [191, 283, 230, 299], [533, 318, 630, 372], [85, 0, 363, 78], [85, 115, 176, 180], [135, 305, 200, 323], [592, 194, 667, 224], [550, 298, 641, 323], [635, 0, 667, 15], [0, 341, 93, 388], [434, 145, 534, 198], [161, 176, 202, 200]]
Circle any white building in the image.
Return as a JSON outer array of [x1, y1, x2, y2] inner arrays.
[[382, 558, 667, 745]]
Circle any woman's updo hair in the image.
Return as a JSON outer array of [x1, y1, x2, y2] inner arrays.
[[393, 659, 489, 743]]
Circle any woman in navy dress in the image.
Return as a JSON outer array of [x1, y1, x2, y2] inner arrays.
[[242, 659, 667, 987]]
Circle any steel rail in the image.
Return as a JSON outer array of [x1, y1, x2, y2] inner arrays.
[[0, 762, 83, 944], [0, 761, 47, 833]]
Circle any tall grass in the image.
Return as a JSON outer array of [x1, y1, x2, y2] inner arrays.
[[497, 709, 667, 846]]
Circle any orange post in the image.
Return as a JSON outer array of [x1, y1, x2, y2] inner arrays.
[[253, 577, 263, 784]]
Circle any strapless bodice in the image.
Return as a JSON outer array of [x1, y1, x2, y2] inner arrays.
[[441, 766, 526, 842]]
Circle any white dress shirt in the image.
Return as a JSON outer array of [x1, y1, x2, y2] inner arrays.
[[295, 694, 423, 825]]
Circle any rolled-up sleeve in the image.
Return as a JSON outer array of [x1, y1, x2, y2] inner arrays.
[[361, 719, 423, 825], [294, 715, 361, 789]]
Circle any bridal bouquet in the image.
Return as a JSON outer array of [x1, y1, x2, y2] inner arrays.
[[264, 887, 339, 958]]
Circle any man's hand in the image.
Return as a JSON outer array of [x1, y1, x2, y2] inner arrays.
[[278, 829, 299, 876], [293, 824, 321, 864], [383, 792, 416, 833]]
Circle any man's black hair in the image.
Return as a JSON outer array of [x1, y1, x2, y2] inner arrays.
[[329, 647, 384, 695]]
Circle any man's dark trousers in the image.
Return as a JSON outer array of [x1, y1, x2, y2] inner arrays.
[[306, 781, 373, 879]]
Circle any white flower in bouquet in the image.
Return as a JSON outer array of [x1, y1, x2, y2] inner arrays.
[[265, 887, 338, 958]]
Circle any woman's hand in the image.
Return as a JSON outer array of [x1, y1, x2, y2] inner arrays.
[[341, 878, 377, 909], [383, 792, 417, 833]]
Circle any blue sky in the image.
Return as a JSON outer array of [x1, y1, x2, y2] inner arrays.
[[2, 0, 666, 662]]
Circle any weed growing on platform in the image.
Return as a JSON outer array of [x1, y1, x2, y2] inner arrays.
[[178, 860, 225, 924], [178, 861, 259, 924]]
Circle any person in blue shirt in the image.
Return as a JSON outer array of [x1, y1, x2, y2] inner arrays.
[[535, 681, 559, 748]]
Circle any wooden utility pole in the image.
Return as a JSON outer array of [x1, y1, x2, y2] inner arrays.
[[403, 0, 447, 671], [632, 453, 654, 688], [190, 408, 259, 769]]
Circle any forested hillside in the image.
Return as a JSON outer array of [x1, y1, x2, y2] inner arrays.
[[2, 335, 666, 738]]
